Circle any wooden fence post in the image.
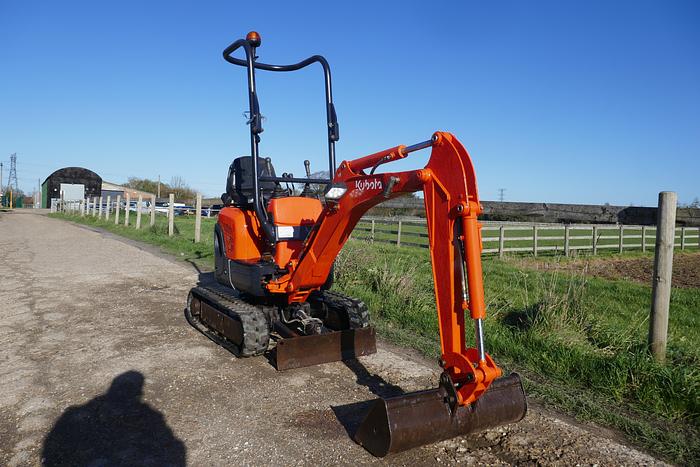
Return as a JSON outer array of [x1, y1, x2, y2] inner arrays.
[[680, 227, 686, 250], [124, 193, 130, 226], [168, 194, 175, 237], [396, 220, 402, 247], [195, 193, 202, 243], [115, 195, 121, 224], [649, 191, 677, 363], [533, 226, 538, 257], [150, 194, 156, 227], [642, 226, 647, 252], [498, 226, 505, 258], [98, 196, 103, 218], [80, 199, 85, 216], [60, 191, 64, 212], [371, 219, 375, 243], [106, 195, 111, 220], [618, 225, 624, 253], [136, 195, 143, 229], [564, 225, 570, 257], [592, 226, 598, 255]]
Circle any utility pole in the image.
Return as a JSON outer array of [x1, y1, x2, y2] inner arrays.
[[498, 188, 506, 202], [0, 162, 3, 194]]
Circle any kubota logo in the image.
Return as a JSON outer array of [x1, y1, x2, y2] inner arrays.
[[354, 179, 383, 193]]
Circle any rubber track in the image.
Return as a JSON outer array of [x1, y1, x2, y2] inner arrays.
[[186, 285, 270, 357], [315, 290, 371, 329]]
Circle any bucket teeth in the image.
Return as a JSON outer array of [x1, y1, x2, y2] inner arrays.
[[354, 373, 527, 457]]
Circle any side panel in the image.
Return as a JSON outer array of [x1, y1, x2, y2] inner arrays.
[[218, 207, 266, 262], [268, 197, 323, 267]]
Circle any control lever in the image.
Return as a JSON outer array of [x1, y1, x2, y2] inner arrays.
[[301, 160, 314, 198]]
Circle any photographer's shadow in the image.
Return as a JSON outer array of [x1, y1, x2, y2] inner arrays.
[[42, 370, 186, 466]]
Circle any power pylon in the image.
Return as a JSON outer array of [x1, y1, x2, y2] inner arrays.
[[8, 153, 18, 192]]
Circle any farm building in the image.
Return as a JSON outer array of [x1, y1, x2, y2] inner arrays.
[[101, 181, 155, 201], [41, 167, 102, 208]]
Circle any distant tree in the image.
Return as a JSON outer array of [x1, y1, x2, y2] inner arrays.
[[169, 176, 196, 201], [125, 177, 160, 194], [690, 197, 700, 209]]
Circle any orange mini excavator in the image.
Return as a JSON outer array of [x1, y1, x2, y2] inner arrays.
[[186, 31, 526, 456]]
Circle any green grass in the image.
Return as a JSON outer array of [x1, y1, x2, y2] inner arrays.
[[51, 211, 699, 463]]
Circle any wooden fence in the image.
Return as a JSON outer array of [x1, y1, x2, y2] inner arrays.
[[55, 193, 206, 244], [352, 217, 700, 257]]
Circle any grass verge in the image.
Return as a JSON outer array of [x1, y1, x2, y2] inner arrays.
[[51, 212, 699, 463]]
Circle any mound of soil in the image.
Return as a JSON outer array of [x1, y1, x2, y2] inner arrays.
[[519, 252, 700, 288]]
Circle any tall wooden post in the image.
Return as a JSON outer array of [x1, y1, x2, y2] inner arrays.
[[649, 191, 677, 363], [168, 194, 175, 237], [371, 219, 375, 242], [98, 196, 103, 218], [115, 195, 121, 224], [564, 225, 570, 257], [194, 193, 202, 243], [150, 194, 156, 227], [124, 193, 130, 226], [80, 199, 85, 217], [136, 195, 143, 229], [642, 226, 647, 252], [92, 197, 97, 216], [106, 195, 111, 220]]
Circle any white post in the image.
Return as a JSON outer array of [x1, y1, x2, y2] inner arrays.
[[136, 195, 143, 229], [106, 195, 111, 220], [592, 226, 598, 255], [619, 225, 624, 253], [396, 220, 402, 247], [564, 225, 570, 257], [533, 225, 538, 257], [642, 226, 647, 252], [150, 194, 156, 227], [80, 199, 85, 217], [649, 191, 677, 363], [92, 197, 97, 216], [115, 195, 121, 225], [195, 193, 202, 243], [680, 227, 686, 250], [98, 196, 103, 218], [168, 193, 175, 237], [498, 225, 505, 258], [124, 193, 130, 226], [371, 219, 375, 242]]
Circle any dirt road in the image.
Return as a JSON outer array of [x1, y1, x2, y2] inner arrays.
[[0, 210, 666, 466]]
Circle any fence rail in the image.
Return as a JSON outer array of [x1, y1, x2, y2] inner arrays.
[[353, 217, 700, 257]]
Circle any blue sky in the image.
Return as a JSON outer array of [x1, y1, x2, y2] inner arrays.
[[1, 1, 698, 205]]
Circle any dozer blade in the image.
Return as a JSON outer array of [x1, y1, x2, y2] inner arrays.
[[274, 326, 377, 371], [354, 372, 527, 457]]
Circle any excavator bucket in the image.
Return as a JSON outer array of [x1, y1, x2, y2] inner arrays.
[[273, 323, 377, 371], [354, 373, 527, 457]]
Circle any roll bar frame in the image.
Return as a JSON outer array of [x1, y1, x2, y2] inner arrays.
[[222, 33, 338, 246]]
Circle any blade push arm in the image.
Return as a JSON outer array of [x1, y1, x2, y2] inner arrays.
[[268, 132, 501, 406]]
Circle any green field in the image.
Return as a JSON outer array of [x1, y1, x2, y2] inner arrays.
[[50, 211, 700, 463]]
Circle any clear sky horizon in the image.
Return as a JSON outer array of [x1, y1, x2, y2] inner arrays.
[[1, 1, 698, 206]]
